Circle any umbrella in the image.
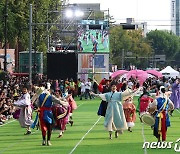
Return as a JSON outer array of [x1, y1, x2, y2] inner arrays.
[[146, 70, 162, 78], [111, 70, 128, 78], [126, 70, 148, 86]]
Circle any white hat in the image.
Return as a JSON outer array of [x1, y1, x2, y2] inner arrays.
[[122, 89, 133, 101], [160, 86, 165, 94]]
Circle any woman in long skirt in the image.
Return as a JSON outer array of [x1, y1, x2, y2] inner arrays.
[[91, 84, 141, 139]]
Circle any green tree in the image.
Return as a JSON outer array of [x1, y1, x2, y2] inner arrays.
[[110, 26, 131, 67], [0, 0, 62, 73], [109, 25, 152, 69], [146, 30, 180, 67], [127, 30, 152, 68]]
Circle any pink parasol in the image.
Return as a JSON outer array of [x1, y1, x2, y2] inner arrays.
[[146, 70, 162, 78], [126, 70, 148, 86], [111, 70, 128, 78]]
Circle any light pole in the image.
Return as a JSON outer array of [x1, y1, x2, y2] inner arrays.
[[33, 0, 38, 78], [29, 4, 33, 85], [46, 11, 49, 52], [4, 0, 8, 72], [121, 49, 124, 69]]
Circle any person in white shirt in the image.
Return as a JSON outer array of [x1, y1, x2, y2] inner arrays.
[[85, 78, 92, 99], [128, 80, 134, 89], [46, 81, 51, 90], [80, 79, 85, 100], [14, 86, 33, 135]]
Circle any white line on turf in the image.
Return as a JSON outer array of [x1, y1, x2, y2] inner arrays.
[[77, 103, 84, 108], [0, 119, 16, 127], [176, 109, 180, 114], [141, 123, 147, 154], [69, 116, 102, 154]]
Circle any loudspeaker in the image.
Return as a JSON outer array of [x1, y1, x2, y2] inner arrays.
[[47, 52, 78, 81]]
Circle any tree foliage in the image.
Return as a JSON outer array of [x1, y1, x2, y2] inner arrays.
[[0, 0, 62, 73], [110, 25, 152, 69], [146, 30, 180, 67]]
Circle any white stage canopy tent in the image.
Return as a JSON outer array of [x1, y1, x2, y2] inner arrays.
[[160, 66, 180, 78]]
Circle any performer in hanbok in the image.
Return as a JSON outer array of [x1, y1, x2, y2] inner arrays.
[[69, 79, 76, 98], [123, 95, 136, 132], [66, 94, 77, 126], [170, 78, 180, 109], [91, 84, 141, 139], [31, 85, 45, 105], [35, 87, 68, 146], [53, 90, 70, 138], [137, 87, 154, 116], [152, 86, 174, 142], [97, 80, 111, 117], [13, 86, 33, 135]]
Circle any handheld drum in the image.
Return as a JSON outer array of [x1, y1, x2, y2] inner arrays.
[[140, 112, 155, 126]]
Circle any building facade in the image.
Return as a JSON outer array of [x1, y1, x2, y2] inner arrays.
[[73, 3, 100, 11], [120, 18, 148, 37], [171, 0, 180, 36]]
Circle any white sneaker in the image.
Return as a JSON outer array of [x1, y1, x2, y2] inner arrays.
[[47, 140, 52, 146], [42, 140, 46, 146]]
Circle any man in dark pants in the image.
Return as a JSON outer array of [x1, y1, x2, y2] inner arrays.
[[85, 78, 92, 99]]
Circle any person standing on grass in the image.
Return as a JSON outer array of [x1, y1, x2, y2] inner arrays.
[[92, 79, 98, 94], [80, 79, 85, 100], [170, 78, 180, 111], [152, 86, 174, 142], [91, 83, 141, 139], [13, 86, 33, 135], [77, 79, 81, 97], [97, 80, 111, 117], [36, 86, 68, 146], [137, 87, 154, 115], [69, 78, 76, 98], [52, 90, 69, 138], [123, 95, 136, 132], [85, 78, 92, 100]]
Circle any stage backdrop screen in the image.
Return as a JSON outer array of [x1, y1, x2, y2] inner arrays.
[[77, 29, 109, 53], [77, 20, 109, 53], [47, 52, 78, 81]]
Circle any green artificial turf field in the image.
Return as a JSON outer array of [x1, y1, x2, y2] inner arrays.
[[0, 97, 179, 154]]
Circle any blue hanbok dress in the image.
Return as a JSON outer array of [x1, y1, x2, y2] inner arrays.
[[99, 91, 128, 131]]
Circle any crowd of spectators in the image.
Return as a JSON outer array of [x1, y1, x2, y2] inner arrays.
[[0, 75, 29, 124], [0, 73, 178, 125]]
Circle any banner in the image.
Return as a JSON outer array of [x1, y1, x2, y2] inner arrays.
[[78, 53, 109, 82]]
